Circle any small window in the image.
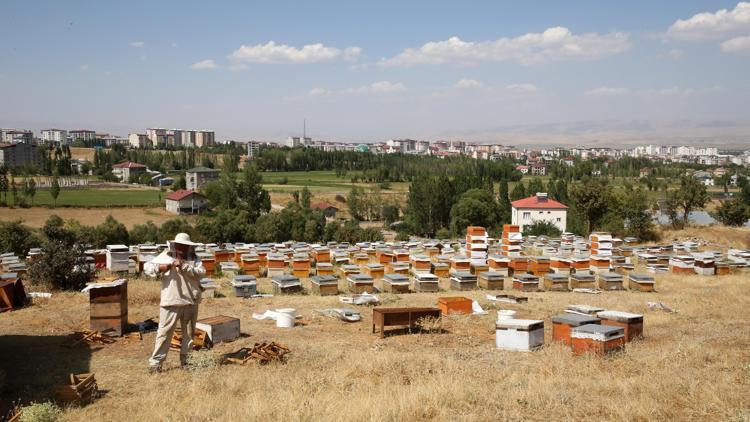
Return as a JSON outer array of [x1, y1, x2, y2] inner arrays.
[[556, 217, 561, 222], [523, 212, 530, 220], [547, 211, 551, 214]]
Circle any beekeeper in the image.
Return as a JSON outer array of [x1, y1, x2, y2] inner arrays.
[[144, 232, 205, 373]]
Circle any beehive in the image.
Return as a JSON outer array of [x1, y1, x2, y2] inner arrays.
[[382, 273, 410, 293], [231, 275, 257, 297], [495, 319, 544, 351], [508, 257, 528, 273], [543, 274, 569, 291], [88, 279, 128, 336], [571, 324, 625, 356], [315, 262, 334, 276], [669, 255, 695, 274], [312, 247, 330, 264], [596, 310, 643, 342], [410, 255, 432, 273], [394, 250, 410, 263], [364, 263, 385, 280], [528, 256, 550, 276], [413, 272, 439, 292], [347, 274, 374, 294], [310, 275, 339, 296], [589, 255, 611, 274], [478, 271, 505, 290], [291, 254, 311, 278], [450, 271, 477, 291], [450, 255, 471, 272], [196, 252, 216, 274], [512, 274, 540, 292], [627, 273, 655, 292], [271, 275, 302, 294], [565, 304, 605, 315], [552, 313, 601, 346], [431, 262, 450, 278], [597, 271, 624, 290], [387, 262, 410, 275], [570, 273, 596, 289], [240, 253, 261, 276], [470, 262, 490, 275], [550, 256, 571, 275]]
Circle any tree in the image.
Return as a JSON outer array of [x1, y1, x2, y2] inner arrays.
[[615, 185, 657, 241], [522, 220, 562, 237], [130, 221, 160, 244], [665, 176, 710, 228], [527, 178, 545, 196], [50, 171, 61, 208], [449, 189, 500, 234], [382, 203, 400, 226], [711, 199, 749, 227], [29, 240, 93, 291], [237, 164, 271, 221], [714, 173, 731, 194], [347, 186, 365, 221], [300, 187, 312, 208], [92, 215, 130, 247], [510, 182, 527, 201], [569, 178, 612, 234], [0, 220, 39, 256], [497, 180, 512, 224], [0, 168, 8, 205], [10, 175, 18, 207]]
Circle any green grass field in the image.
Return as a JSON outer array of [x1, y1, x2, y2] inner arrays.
[[258, 170, 409, 193], [27, 188, 164, 207]]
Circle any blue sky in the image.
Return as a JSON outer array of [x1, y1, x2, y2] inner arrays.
[[1, 1, 749, 145]]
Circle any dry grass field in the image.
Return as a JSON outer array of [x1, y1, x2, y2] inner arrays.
[[2, 269, 749, 421], [0, 207, 182, 229]]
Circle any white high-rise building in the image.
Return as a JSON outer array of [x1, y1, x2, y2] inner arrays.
[[41, 129, 68, 145]]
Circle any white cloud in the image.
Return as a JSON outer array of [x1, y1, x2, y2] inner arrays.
[[308, 81, 406, 97], [505, 83, 538, 93], [130, 41, 145, 47], [668, 49, 684, 59], [455, 78, 484, 88], [79, 64, 89, 72], [667, 2, 750, 40], [190, 59, 218, 70], [586, 86, 721, 97], [228, 41, 361, 64], [378, 27, 630, 66], [721, 35, 750, 52]]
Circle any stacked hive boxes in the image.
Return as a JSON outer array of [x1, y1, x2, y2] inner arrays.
[[669, 255, 695, 274], [589, 232, 613, 256], [500, 224, 522, 257], [106, 245, 130, 273], [465, 226, 489, 268]]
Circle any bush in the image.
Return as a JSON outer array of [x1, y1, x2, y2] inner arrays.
[[522, 220, 562, 237], [435, 227, 451, 239], [395, 231, 410, 242], [0, 220, 39, 256], [279, 177, 288, 185], [19, 402, 62, 422], [29, 240, 94, 291], [712, 198, 749, 227]]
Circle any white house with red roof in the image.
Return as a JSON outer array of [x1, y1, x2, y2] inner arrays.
[[511, 192, 568, 233], [112, 161, 147, 182], [165, 189, 208, 214]]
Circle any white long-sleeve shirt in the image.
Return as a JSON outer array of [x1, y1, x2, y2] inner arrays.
[[144, 250, 206, 307]]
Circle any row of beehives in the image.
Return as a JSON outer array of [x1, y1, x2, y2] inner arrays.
[[494, 304, 643, 355], [196, 269, 659, 299]]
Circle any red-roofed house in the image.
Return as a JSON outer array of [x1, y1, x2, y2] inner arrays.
[[165, 189, 208, 214], [310, 202, 339, 219], [511, 193, 568, 233], [112, 161, 147, 182]]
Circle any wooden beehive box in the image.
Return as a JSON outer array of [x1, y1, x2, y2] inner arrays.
[[552, 314, 601, 346], [271, 275, 302, 294], [597, 272, 624, 291], [495, 319, 544, 351], [570, 273, 596, 289], [394, 250, 410, 263], [450, 272, 477, 291], [438, 296, 472, 315], [231, 276, 257, 297], [196, 315, 240, 344], [347, 274, 374, 294], [413, 272, 439, 292], [313, 247, 331, 264], [627, 273, 655, 292], [364, 263, 385, 280], [571, 324, 625, 356], [715, 262, 731, 275], [543, 274, 569, 291], [315, 262, 334, 276], [410, 255, 432, 273], [528, 257, 550, 276], [382, 273, 410, 293], [478, 271, 505, 290], [596, 310, 643, 342], [470, 262, 490, 275], [431, 262, 450, 278], [339, 264, 361, 277], [508, 257, 528, 273], [310, 275, 339, 296], [88, 280, 127, 336], [387, 262, 410, 275], [512, 274, 540, 292]]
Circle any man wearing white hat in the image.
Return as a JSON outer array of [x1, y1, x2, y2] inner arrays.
[[144, 232, 205, 373]]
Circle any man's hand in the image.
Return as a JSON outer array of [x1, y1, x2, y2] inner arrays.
[[172, 258, 184, 269]]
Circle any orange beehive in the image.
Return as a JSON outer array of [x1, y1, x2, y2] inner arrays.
[[550, 256, 571, 269], [353, 253, 369, 265], [437, 296, 473, 315], [312, 248, 331, 263], [364, 263, 385, 280], [432, 262, 450, 278], [234, 248, 251, 263], [292, 255, 310, 271], [488, 255, 509, 269], [470, 262, 489, 275], [467, 226, 487, 236], [596, 311, 643, 342], [387, 262, 410, 275], [315, 262, 334, 276], [528, 257, 550, 275], [378, 250, 394, 265], [508, 257, 528, 272], [502, 224, 520, 233], [198, 253, 216, 274], [410, 255, 432, 272], [450, 256, 471, 271], [266, 254, 286, 269], [240, 254, 260, 273], [571, 324, 625, 356], [255, 248, 269, 267], [570, 256, 590, 271], [394, 250, 409, 262], [213, 249, 232, 263]]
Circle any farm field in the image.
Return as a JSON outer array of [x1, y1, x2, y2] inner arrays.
[[19, 188, 164, 208], [1, 270, 749, 420], [0, 207, 181, 229]]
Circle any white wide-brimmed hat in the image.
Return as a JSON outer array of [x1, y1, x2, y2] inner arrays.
[[172, 233, 199, 246]]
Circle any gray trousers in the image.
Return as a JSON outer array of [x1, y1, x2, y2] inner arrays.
[[149, 304, 199, 368]]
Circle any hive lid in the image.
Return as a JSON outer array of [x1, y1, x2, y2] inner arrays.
[[571, 273, 595, 281], [571, 323, 624, 340], [552, 313, 601, 326], [311, 275, 338, 284], [599, 272, 623, 280], [348, 274, 374, 282], [514, 274, 539, 281], [480, 271, 505, 280], [596, 310, 643, 322], [496, 319, 544, 330], [545, 274, 569, 281], [565, 304, 605, 314], [384, 273, 408, 281], [628, 274, 655, 282]]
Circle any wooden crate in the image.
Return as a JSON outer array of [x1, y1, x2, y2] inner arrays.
[[196, 315, 240, 344], [89, 281, 127, 336], [543, 274, 569, 291], [54, 373, 97, 406], [438, 297, 472, 315]]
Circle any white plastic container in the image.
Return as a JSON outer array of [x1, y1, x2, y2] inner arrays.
[[275, 308, 296, 328], [497, 310, 517, 322]]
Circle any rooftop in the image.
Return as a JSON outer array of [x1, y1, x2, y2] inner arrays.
[[511, 193, 568, 210], [166, 189, 205, 201], [112, 161, 147, 169]]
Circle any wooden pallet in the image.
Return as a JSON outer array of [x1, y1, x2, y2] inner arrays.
[[170, 327, 210, 350], [63, 329, 118, 348]]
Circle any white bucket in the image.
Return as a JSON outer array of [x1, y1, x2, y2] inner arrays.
[[275, 308, 296, 328], [497, 310, 517, 322]]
